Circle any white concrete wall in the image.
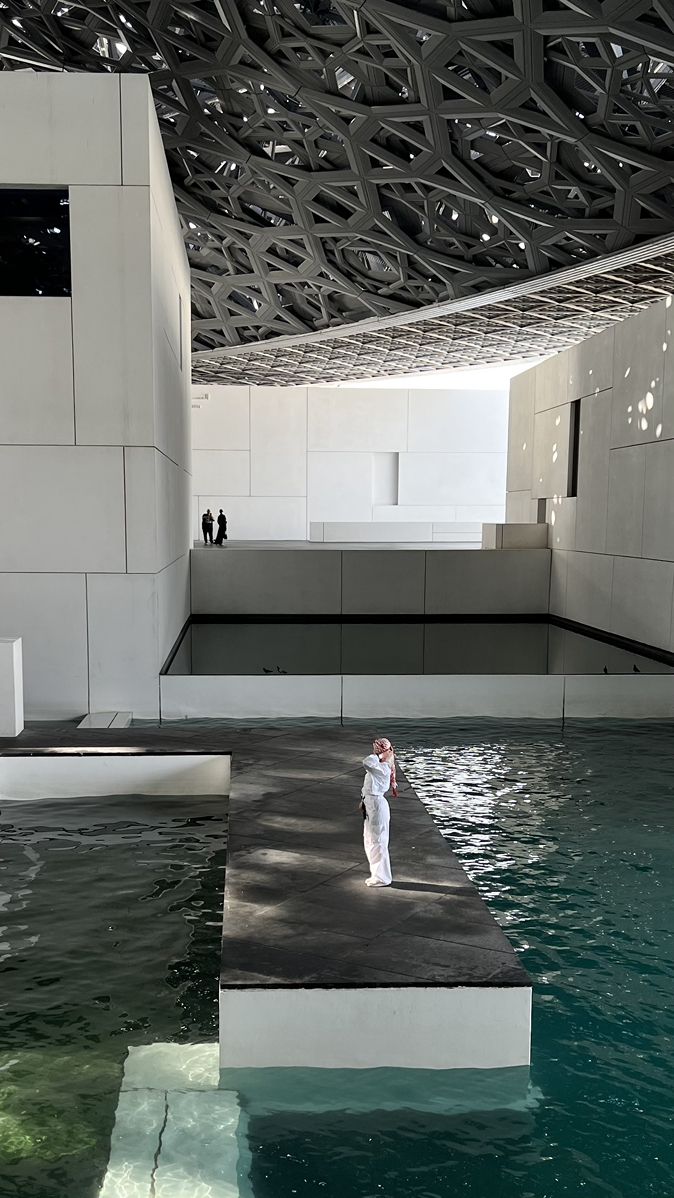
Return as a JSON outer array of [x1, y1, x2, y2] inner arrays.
[[189, 546, 551, 616], [0, 74, 191, 718], [191, 384, 508, 541], [506, 296, 674, 652]]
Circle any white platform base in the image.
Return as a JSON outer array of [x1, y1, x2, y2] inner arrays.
[[0, 636, 23, 736], [0, 752, 230, 800], [220, 985, 532, 1071]]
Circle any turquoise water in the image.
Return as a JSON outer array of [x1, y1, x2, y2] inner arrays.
[[2, 724, 674, 1197], [0, 796, 226, 1197], [251, 722, 674, 1198]]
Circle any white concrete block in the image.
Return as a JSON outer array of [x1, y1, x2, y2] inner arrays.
[[0, 754, 230, 801], [250, 450, 306, 497], [425, 549, 550, 614], [568, 325, 614, 400], [342, 550, 425, 613], [121, 1043, 220, 1092], [99, 1088, 165, 1198], [399, 453, 506, 506], [547, 497, 576, 551], [0, 445, 125, 572], [549, 550, 568, 616], [564, 551, 613, 629], [482, 524, 549, 550], [191, 547, 341, 614], [77, 712, 115, 729], [157, 554, 190, 666], [0, 573, 88, 718], [220, 985, 531, 1070], [0, 298, 74, 444], [308, 452, 373, 521], [251, 387, 307, 452], [507, 369, 536, 491], [342, 674, 564, 719], [642, 439, 674, 561], [532, 403, 572, 499], [456, 504, 506, 522], [193, 450, 250, 496], [150, 192, 191, 473], [160, 674, 342, 720], [611, 301, 666, 448], [606, 444, 646, 557], [574, 390, 611, 553], [373, 504, 457, 522], [154, 1090, 241, 1198], [322, 522, 432, 542], [196, 495, 306, 540], [70, 185, 154, 446], [309, 388, 408, 451], [564, 675, 674, 719], [408, 389, 508, 453], [0, 638, 23, 737], [610, 555, 674, 649], [506, 491, 538, 522], [87, 573, 160, 718], [191, 387, 250, 450], [534, 351, 569, 412], [0, 73, 122, 185]]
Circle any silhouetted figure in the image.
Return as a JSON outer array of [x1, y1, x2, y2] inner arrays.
[[201, 509, 214, 545], [215, 509, 228, 546]]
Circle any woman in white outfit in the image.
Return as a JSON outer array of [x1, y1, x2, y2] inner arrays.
[[361, 737, 398, 887]]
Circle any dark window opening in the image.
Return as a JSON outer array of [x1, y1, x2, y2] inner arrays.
[[0, 189, 71, 297], [568, 399, 581, 497]]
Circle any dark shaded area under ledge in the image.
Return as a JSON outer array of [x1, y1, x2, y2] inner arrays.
[[0, 721, 530, 992]]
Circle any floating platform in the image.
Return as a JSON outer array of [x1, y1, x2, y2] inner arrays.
[[220, 733, 531, 1071]]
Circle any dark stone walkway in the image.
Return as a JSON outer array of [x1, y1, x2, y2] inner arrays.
[[220, 725, 529, 990], [0, 720, 530, 992]]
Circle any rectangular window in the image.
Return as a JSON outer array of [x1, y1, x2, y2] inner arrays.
[[0, 188, 71, 296]]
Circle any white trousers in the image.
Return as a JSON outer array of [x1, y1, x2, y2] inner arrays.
[[362, 794, 392, 884]]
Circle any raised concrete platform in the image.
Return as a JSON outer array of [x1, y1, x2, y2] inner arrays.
[[220, 728, 531, 1071]]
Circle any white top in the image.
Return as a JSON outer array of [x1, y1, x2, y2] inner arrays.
[[362, 753, 391, 797]]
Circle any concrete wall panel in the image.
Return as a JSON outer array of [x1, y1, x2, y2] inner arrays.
[[0, 445, 126, 572], [0, 73, 121, 185], [309, 388, 408, 451], [70, 185, 154, 446], [342, 550, 425, 614], [0, 573, 88, 718], [425, 549, 550, 614], [408, 390, 507, 453], [191, 548, 341, 614], [399, 453, 506, 506], [0, 298, 74, 445]]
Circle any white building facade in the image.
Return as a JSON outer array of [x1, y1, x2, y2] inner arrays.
[[191, 384, 508, 542], [0, 74, 191, 718]]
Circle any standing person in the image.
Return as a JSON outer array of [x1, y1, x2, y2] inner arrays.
[[215, 508, 228, 546], [201, 509, 214, 545], [361, 737, 398, 887]]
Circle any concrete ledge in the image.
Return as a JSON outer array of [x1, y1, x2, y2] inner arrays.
[[220, 986, 531, 1070], [0, 750, 231, 800]]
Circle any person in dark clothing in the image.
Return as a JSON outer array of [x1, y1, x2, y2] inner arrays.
[[215, 509, 228, 546], [201, 509, 214, 545]]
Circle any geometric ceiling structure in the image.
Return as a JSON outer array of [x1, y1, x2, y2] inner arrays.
[[2, 0, 674, 380]]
